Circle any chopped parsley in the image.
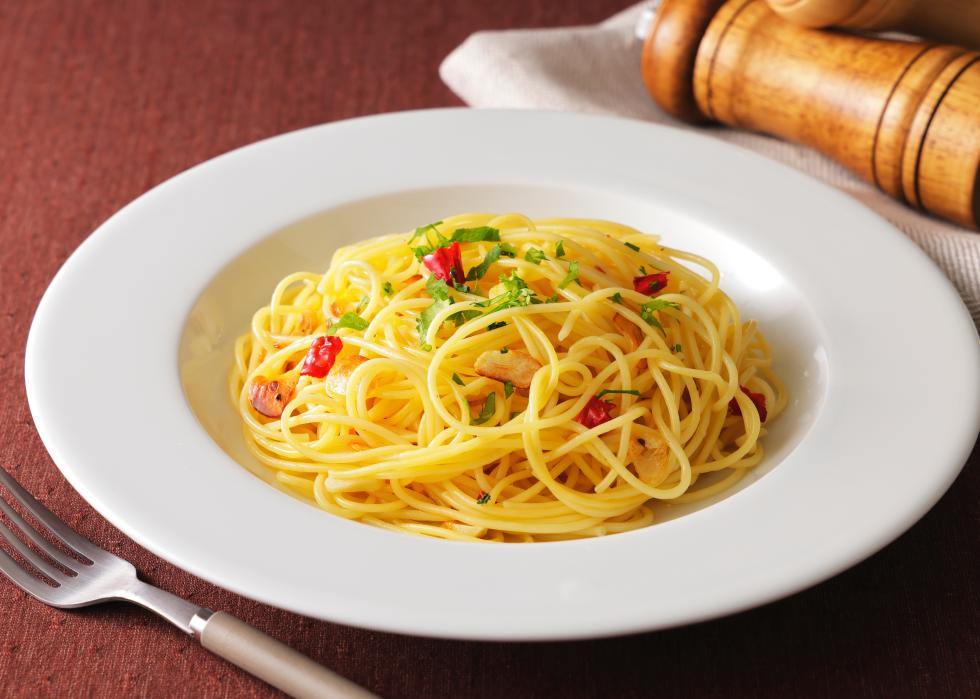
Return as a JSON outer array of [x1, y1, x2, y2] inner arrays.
[[487, 321, 507, 331], [382, 281, 394, 297], [416, 298, 450, 350], [448, 309, 481, 327], [524, 248, 547, 265], [325, 312, 369, 335], [416, 277, 456, 348], [451, 226, 501, 243], [466, 244, 506, 281], [624, 242, 641, 252], [611, 292, 623, 304], [499, 242, 517, 258], [408, 220, 443, 244], [640, 298, 679, 332], [500, 347, 509, 354], [555, 240, 566, 258], [410, 224, 500, 260], [503, 380, 514, 398], [509, 411, 522, 420], [545, 293, 559, 303], [596, 389, 640, 399], [474, 271, 537, 314], [558, 260, 580, 290], [501, 271, 529, 295], [672, 343, 682, 352], [426, 275, 452, 301], [354, 295, 369, 314], [639, 265, 647, 275], [476, 491, 491, 505], [471, 392, 496, 425], [452, 372, 465, 386]]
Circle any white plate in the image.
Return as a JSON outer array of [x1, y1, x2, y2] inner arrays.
[[25, 110, 980, 640]]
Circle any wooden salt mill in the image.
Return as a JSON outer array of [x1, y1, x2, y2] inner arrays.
[[640, 0, 980, 229]]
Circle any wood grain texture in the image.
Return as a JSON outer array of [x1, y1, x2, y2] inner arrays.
[[908, 57, 980, 221], [765, 0, 980, 49], [640, 0, 726, 122], [649, 0, 980, 228], [0, 1, 978, 698]]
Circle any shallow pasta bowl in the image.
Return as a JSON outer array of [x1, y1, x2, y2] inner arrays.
[[25, 109, 980, 640]]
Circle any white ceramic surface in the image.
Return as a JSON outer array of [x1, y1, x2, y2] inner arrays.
[[25, 110, 980, 640]]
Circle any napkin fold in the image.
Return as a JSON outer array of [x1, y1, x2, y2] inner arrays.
[[440, 3, 980, 327]]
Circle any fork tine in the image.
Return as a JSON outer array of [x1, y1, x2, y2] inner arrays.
[[0, 497, 84, 571], [0, 467, 107, 563], [0, 544, 61, 604], [0, 518, 67, 582]]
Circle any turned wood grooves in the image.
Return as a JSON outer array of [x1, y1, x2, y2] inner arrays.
[[641, 0, 980, 228], [765, 0, 980, 50]]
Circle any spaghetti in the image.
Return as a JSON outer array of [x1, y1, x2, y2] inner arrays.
[[231, 213, 785, 542]]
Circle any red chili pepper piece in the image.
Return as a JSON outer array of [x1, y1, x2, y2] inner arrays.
[[633, 272, 670, 295], [300, 335, 344, 378], [422, 241, 466, 285], [576, 396, 616, 428], [728, 385, 768, 423]]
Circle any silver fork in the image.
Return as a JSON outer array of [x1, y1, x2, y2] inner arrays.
[[0, 466, 378, 699]]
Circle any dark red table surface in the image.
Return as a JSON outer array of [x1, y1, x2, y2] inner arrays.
[[1, 1, 978, 697]]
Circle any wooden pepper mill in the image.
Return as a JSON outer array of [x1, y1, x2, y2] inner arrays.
[[766, 0, 980, 50], [641, 0, 980, 229]]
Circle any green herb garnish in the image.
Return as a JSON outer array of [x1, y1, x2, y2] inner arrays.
[[325, 312, 369, 335], [355, 296, 369, 314], [425, 275, 452, 301], [452, 372, 465, 386], [416, 299, 449, 351], [611, 292, 623, 304], [640, 299, 679, 332], [426, 276, 479, 327], [503, 381, 514, 398], [487, 321, 507, 331], [558, 260, 580, 290], [451, 226, 501, 243], [624, 242, 640, 252], [500, 347, 509, 354], [448, 309, 482, 327], [555, 240, 566, 258], [409, 224, 500, 260], [417, 282, 452, 348], [524, 248, 547, 265], [408, 220, 443, 244], [596, 389, 640, 399], [474, 271, 537, 314], [471, 392, 496, 425], [476, 491, 491, 505], [466, 244, 505, 281], [382, 281, 394, 297], [672, 343, 682, 352]]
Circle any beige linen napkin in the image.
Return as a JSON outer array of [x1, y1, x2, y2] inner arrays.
[[440, 4, 980, 327]]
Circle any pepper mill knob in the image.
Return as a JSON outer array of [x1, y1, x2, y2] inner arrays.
[[641, 0, 980, 229]]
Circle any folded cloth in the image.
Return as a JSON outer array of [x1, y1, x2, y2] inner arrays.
[[441, 3, 980, 328]]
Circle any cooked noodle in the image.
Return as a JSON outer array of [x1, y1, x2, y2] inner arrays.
[[230, 213, 784, 542]]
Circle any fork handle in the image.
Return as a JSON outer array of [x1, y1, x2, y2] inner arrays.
[[194, 611, 379, 699]]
